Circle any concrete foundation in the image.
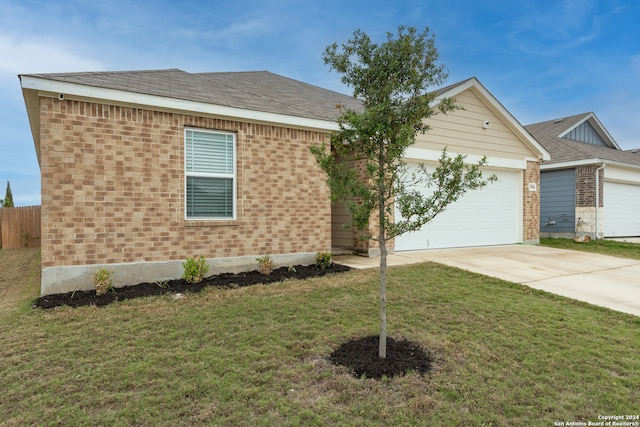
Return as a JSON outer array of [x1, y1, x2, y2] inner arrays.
[[41, 252, 318, 296]]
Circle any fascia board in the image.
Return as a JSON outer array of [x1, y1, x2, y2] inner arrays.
[[601, 159, 640, 172], [20, 87, 42, 167], [557, 113, 591, 138], [540, 159, 603, 170], [433, 78, 551, 161], [541, 159, 640, 180], [19, 76, 340, 131], [558, 113, 620, 150], [403, 147, 527, 170], [432, 78, 477, 102], [588, 114, 620, 150]]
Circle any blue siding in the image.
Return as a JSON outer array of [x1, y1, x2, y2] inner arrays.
[[540, 169, 576, 233], [565, 122, 608, 147]]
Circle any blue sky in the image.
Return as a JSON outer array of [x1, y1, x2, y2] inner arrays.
[[1, 0, 639, 206]]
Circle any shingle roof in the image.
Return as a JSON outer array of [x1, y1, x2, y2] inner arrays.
[[21, 68, 363, 122], [431, 77, 475, 97], [525, 113, 640, 167]]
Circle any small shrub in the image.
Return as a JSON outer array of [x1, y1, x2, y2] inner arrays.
[[93, 267, 114, 296], [315, 251, 333, 269], [182, 255, 210, 284], [257, 254, 275, 275], [154, 280, 169, 289]]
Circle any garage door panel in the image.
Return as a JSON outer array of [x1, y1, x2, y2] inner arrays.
[[604, 181, 640, 237], [395, 167, 520, 250]]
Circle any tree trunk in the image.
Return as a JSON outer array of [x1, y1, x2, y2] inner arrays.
[[377, 167, 387, 358], [379, 238, 387, 359], [378, 141, 388, 359]]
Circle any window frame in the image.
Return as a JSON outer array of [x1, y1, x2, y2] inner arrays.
[[184, 128, 237, 221]]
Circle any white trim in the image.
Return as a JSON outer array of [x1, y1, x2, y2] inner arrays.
[[184, 128, 237, 221], [20, 76, 340, 131], [540, 159, 603, 170], [558, 113, 620, 150], [595, 163, 605, 240], [517, 169, 524, 244], [403, 147, 528, 170], [541, 158, 640, 172], [600, 160, 640, 172], [433, 78, 551, 161], [603, 164, 640, 184]]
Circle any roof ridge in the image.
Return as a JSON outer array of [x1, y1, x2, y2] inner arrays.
[[20, 68, 185, 78], [432, 77, 475, 96], [526, 111, 592, 128], [194, 70, 269, 76]]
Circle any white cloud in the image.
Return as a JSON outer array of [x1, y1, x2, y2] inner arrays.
[[505, 0, 603, 56], [211, 18, 274, 44], [0, 33, 104, 76]]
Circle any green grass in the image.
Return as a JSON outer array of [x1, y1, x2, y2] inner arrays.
[[541, 237, 640, 260], [1, 259, 639, 426]]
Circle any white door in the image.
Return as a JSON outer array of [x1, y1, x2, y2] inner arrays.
[[394, 166, 520, 251], [603, 181, 640, 237]]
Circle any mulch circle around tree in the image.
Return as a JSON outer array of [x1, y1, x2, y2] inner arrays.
[[329, 335, 434, 380], [34, 263, 351, 309]]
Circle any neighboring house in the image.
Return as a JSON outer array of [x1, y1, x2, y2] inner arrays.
[[526, 112, 640, 239], [335, 77, 550, 254], [20, 70, 548, 295]]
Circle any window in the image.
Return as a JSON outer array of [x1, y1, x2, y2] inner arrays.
[[185, 129, 236, 219]]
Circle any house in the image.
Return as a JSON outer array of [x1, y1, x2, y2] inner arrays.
[[526, 112, 640, 239], [20, 70, 548, 295], [334, 78, 550, 254], [20, 69, 360, 295]]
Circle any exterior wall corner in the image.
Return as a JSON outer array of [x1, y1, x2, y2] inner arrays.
[[523, 161, 541, 243]]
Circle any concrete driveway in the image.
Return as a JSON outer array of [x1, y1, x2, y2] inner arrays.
[[336, 245, 640, 317]]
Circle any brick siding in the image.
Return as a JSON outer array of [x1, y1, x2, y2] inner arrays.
[[39, 97, 331, 268], [576, 165, 603, 208], [334, 157, 394, 254], [523, 161, 541, 242]]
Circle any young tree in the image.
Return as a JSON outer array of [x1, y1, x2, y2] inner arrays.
[[311, 26, 496, 359], [3, 181, 14, 208]]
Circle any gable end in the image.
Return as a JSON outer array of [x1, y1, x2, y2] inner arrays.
[[564, 121, 608, 147]]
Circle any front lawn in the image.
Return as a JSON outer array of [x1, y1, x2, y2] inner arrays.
[[1, 257, 638, 425], [541, 237, 640, 260]]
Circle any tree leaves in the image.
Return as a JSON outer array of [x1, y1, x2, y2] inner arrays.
[[311, 25, 496, 359], [313, 26, 494, 244]]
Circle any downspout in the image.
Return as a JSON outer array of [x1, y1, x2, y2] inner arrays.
[[594, 162, 605, 240]]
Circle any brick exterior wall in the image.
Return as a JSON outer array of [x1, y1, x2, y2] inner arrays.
[[39, 97, 331, 269], [523, 161, 541, 243], [576, 164, 604, 208], [335, 157, 394, 255]]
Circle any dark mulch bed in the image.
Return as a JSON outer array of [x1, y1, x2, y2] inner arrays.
[[329, 335, 434, 380], [34, 263, 351, 309]]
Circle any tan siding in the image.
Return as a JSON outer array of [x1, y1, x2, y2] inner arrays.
[[415, 89, 537, 159], [331, 201, 353, 248]]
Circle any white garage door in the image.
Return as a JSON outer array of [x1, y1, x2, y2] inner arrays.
[[603, 181, 640, 237], [395, 166, 520, 251]]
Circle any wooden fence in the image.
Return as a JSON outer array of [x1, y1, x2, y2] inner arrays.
[[0, 206, 41, 249]]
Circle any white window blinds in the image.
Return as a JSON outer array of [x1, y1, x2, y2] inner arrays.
[[185, 129, 235, 219]]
